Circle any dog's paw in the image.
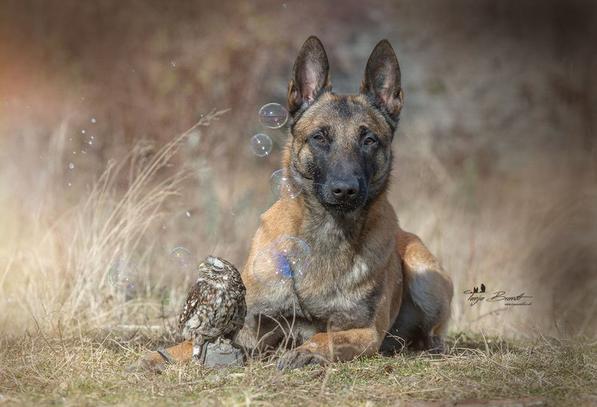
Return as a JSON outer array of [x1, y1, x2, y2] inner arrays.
[[277, 348, 326, 370], [427, 336, 447, 355]]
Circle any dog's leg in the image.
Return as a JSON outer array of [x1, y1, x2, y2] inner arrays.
[[277, 327, 382, 369], [277, 275, 399, 370], [127, 340, 194, 373], [389, 228, 453, 353]]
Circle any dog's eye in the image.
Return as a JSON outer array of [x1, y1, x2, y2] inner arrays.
[[363, 135, 378, 146], [311, 131, 326, 143]]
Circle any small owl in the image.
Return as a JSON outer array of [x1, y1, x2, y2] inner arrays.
[[178, 256, 246, 363]]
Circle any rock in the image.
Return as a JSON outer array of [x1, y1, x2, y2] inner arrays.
[[201, 340, 245, 368]]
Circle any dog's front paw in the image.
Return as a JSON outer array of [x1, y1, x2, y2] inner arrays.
[[277, 348, 326, 370]]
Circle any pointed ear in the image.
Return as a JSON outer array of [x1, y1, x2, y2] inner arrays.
[[360, 40, 404, 124], [287, 36, 331, 116]]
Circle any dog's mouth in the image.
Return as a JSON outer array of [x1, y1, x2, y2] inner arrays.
[[322, 200, 364, 213]]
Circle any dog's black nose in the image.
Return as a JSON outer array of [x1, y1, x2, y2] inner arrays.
[[330, 180, 359, 201]]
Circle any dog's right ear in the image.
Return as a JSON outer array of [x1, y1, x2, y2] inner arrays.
[[287, 36, 331, 116]]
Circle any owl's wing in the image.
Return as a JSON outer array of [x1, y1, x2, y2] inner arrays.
[[178, 278, 222, 331]]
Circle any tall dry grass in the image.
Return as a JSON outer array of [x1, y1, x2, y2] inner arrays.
[[0, 110, 232, 336]]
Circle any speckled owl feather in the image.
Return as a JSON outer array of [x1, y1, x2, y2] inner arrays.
[[178, 256, 246, 346]]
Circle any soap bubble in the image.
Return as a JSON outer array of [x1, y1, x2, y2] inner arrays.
[[90, 117, 97, 124], [270, 169, 300, 199], [68, 162, 75, 170], [252, 236, 311, 287], [250, 133, 273, 157], [81, 129, 86, 134], [170, 246, 194, 272], [108, 258, 136, 291], [258, 103, 288, 129]]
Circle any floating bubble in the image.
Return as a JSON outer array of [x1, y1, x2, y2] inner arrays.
[[250, 133, 273, 157], [88, 140, 93, 145], [81, 129, 86, 134], [270, 169, 300, 199], [170, 61, 176, 68], [170, 246, 194, 272], [108, 258, 136, 292], [185, 210, 191, 217], [91, 117, 97, 124], [252, 236, 311, 287], [68, 162, 75, 170], [258, 103, 288, 129]]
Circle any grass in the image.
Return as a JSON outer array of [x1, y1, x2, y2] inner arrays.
[[0, 114, 595, 406], [1, 332, 595, 406]]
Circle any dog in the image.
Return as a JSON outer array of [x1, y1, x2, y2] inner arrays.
[[137, 36, 453, 371]]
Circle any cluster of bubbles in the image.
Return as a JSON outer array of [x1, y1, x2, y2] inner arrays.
[[248, 102, 302, 200], [249, 103, 288, 157], [252, 235, 311, 286], [66, 117, 98, 187]]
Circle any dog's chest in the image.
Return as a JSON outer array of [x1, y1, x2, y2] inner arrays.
[[294, 250, 380, 326]]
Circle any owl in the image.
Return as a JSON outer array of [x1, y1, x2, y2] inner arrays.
[[178, 256, 247, 363]]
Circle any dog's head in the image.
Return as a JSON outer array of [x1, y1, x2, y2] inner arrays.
[[286, 36, 403, 213]]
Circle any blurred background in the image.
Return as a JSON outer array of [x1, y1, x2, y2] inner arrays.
[[0, 0, 595, 338]]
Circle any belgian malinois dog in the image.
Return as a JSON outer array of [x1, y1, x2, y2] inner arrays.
[[138, 36, 453, 370]]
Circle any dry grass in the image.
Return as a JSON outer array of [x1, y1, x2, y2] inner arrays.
[[0, 110, 230, 336], [1, 332, 595, 406]]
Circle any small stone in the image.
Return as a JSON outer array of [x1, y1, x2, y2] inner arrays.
[[201, 340, 244, 368]]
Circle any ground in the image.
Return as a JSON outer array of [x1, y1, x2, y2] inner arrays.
[[1, 332, 595, 406]]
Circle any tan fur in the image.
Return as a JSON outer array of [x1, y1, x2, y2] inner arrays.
[[133, 37, 453, 371]]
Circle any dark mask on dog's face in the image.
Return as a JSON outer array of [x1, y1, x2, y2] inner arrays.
[[286, 37, 404, 213]]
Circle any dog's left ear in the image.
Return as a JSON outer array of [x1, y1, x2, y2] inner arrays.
[[288, 36, 332, 116], [360, 40, 404, 124]]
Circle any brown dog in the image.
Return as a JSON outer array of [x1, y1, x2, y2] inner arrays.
[[138, 36, 453, 371]]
